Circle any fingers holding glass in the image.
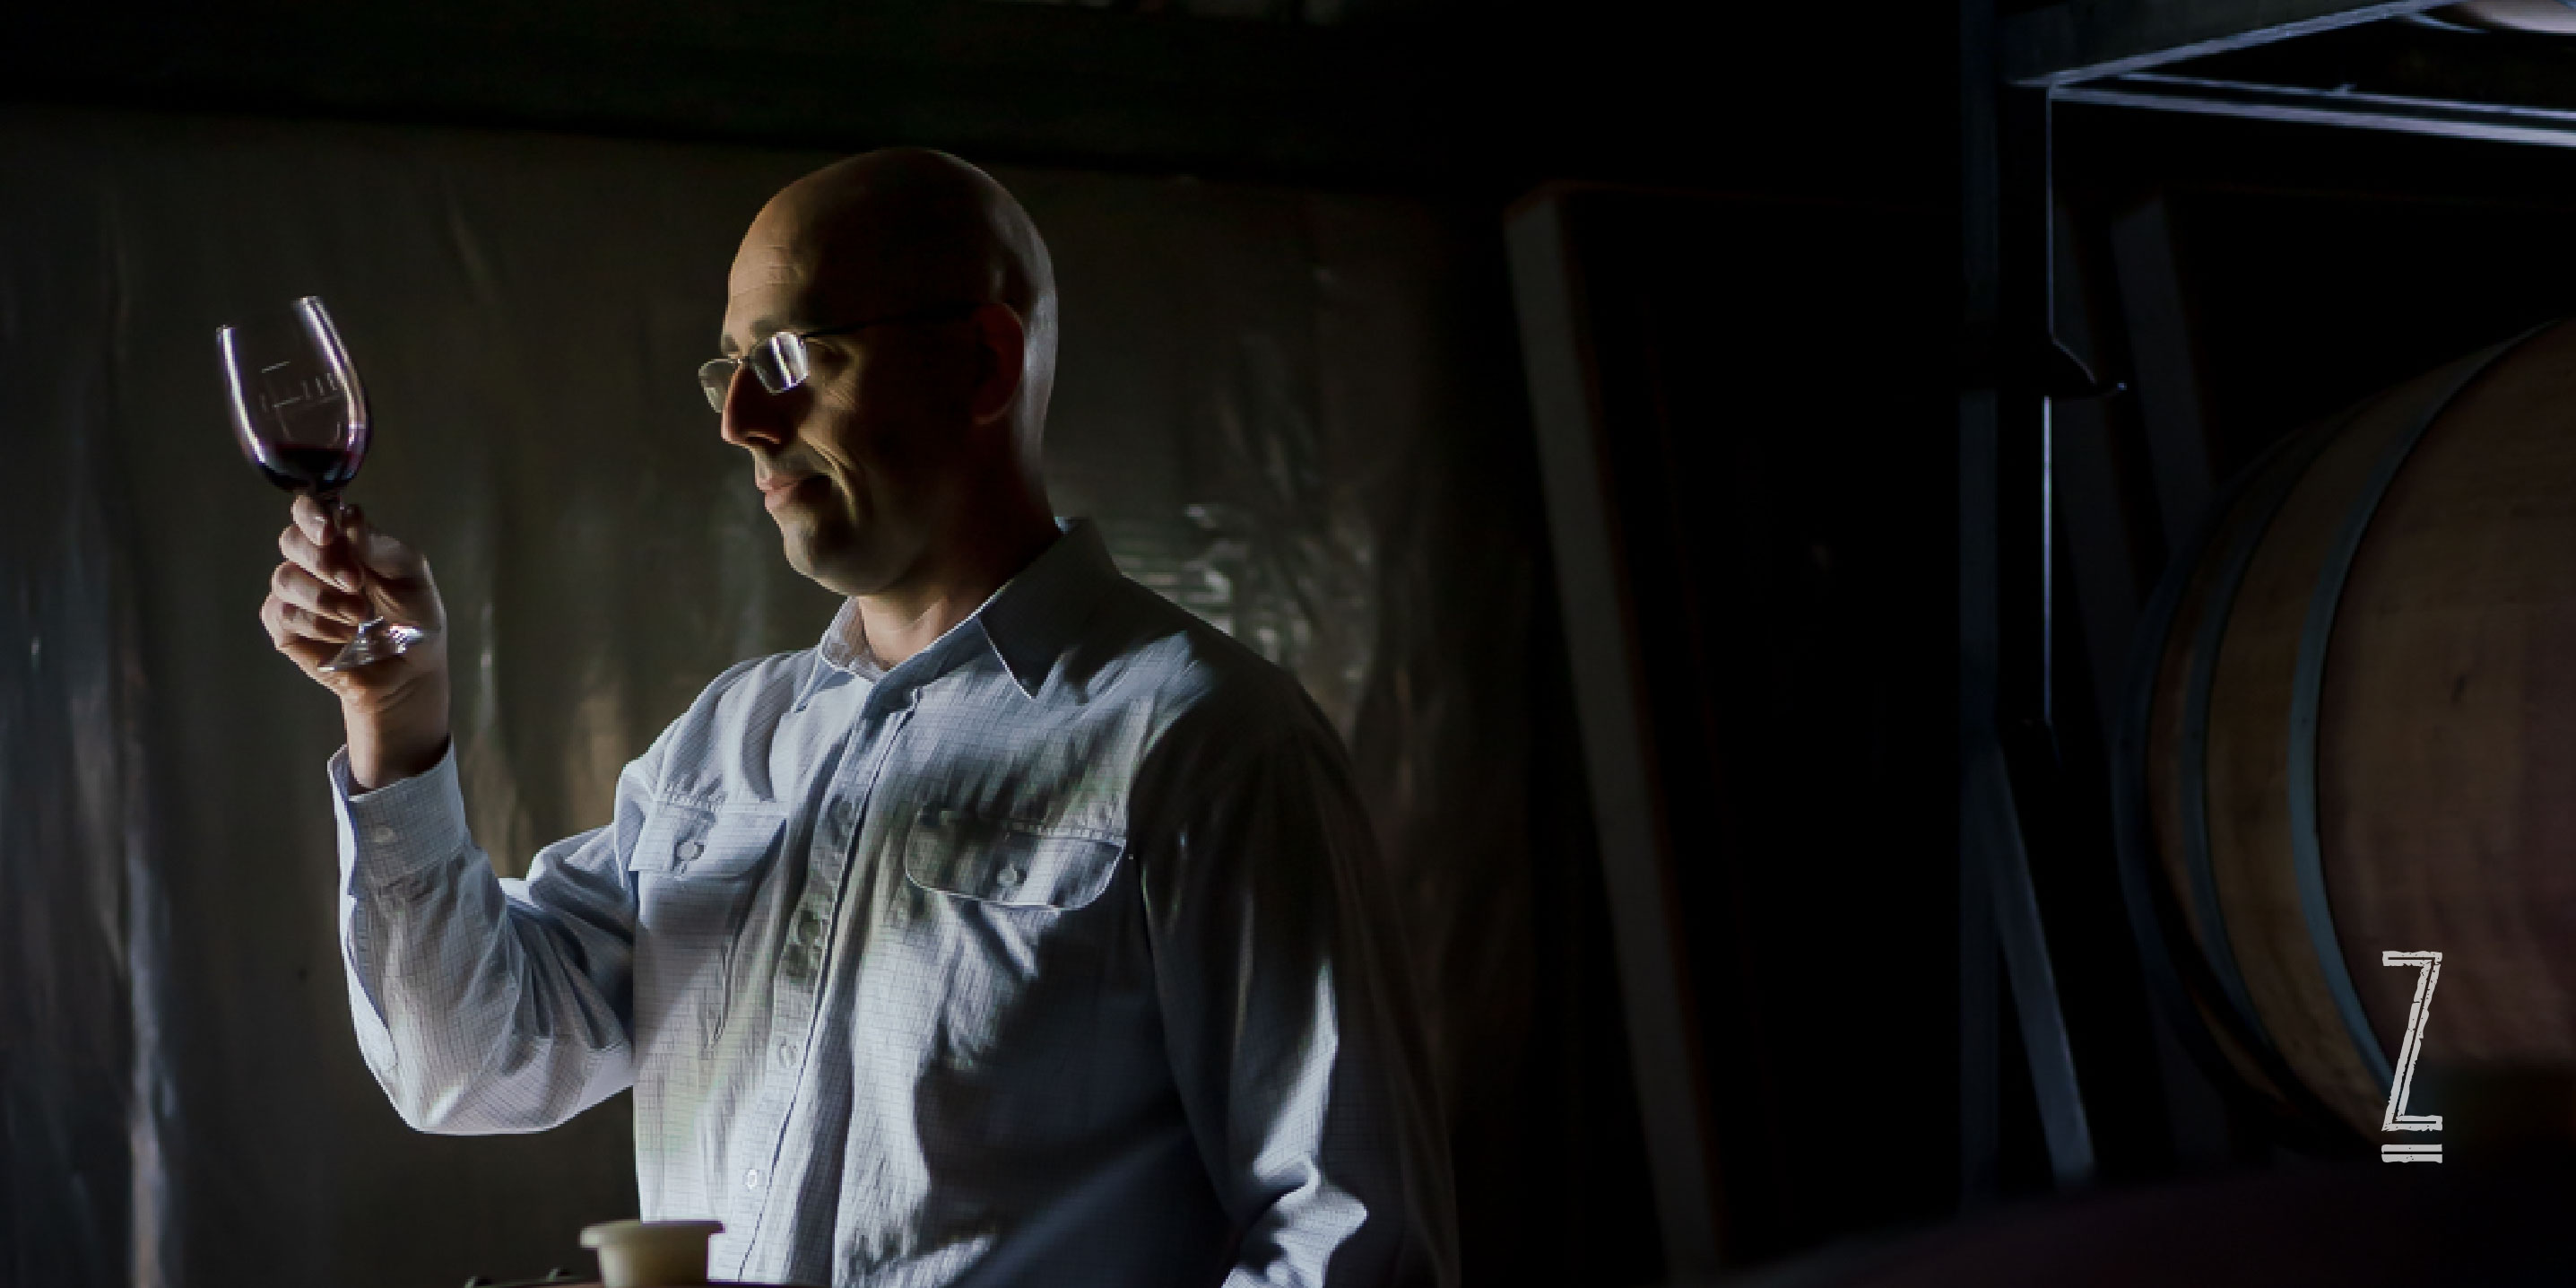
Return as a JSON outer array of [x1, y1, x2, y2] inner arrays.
[[277, 516, 362, 596], [220, 296, 417, 672], [261, 576, 359, 677], [270, 553, 370, 629]]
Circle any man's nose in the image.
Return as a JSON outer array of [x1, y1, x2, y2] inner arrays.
[[718, 367, 791, 450]]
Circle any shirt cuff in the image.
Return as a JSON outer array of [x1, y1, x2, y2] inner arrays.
[[330, 742, 471, 892]]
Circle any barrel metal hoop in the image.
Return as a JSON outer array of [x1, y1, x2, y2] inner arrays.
[[2112, 417, 2352, 1142], [2177, 407, 2355, 1049], [2286, 325, 2546, 1093]]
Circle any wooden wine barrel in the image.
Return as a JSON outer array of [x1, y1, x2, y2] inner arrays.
[[2120, 319, 2576, 1140]]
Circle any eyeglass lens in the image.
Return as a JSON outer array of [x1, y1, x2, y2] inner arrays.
[[697, 331, 813, 412]]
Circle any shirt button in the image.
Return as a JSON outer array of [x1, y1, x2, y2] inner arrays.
[[775, 1040, 796, 1068], [366, 824, 397, 845], [995, 866, 1021, 888], [742, 1168, 763, 1191], [675, 839, 705, 861]]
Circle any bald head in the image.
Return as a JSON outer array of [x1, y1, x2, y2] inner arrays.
[[716, 149, 1065, 607], [726, 148, 1059, 447]]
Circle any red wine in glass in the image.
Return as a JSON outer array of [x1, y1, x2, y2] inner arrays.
[[218, 296, 422, 671], [255, 444, 363, 495]]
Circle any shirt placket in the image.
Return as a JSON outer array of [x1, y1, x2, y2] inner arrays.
[[729, 681, 923, 1270]]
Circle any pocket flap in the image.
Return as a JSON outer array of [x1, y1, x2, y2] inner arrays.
[[631, 798, 788, 879], [901, 804, 1124, 909]]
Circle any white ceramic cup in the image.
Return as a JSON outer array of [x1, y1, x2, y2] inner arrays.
[[579, 1218, 725, 1288]]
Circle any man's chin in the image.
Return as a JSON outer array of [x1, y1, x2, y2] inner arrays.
[[776, 521, 884, 597], [775, 514, 832, 580]]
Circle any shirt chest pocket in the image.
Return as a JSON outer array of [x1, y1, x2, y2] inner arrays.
[[630, 799, 787, 1052], [633, 800, 785, 884], [899, 804, 1125, 910], [894, 805, 1128, 1071]]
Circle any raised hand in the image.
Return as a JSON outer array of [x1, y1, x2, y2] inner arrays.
[[262, 496, 453, 790]]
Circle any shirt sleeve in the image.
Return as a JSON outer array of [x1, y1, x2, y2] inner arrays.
[[1140, 722, 1460, 1288], [332, 735, 661, 1134]]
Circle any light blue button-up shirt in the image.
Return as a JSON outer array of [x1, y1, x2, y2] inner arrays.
[[331, 520, 1454, 1287]]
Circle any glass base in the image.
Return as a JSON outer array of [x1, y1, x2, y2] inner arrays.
[[320, 617, 424, 672]]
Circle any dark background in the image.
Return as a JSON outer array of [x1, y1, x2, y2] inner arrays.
[[15, 3, 2576, 1286]]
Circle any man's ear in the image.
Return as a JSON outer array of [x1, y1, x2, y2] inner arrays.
[[967, 302, 1027, 427]]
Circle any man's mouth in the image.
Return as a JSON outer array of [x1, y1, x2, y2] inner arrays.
[[759, 474, 820, 510]]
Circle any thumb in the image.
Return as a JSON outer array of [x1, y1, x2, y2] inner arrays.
[[340, 505, 427, 583], [338, 508, 441, 633]]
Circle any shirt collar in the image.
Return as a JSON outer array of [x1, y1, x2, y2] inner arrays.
[[812, 518, 1117, 701]]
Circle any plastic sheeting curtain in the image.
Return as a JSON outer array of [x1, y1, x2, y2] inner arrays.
[[1, 108, 1544, 1284]]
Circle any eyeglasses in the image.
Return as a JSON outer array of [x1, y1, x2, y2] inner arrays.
[[697, 303, 985, 412]]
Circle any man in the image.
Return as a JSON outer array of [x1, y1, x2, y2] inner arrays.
[[260, 149, 1454, 1287]]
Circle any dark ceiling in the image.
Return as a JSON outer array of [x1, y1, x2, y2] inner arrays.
[[4, 0, 1955, 204]]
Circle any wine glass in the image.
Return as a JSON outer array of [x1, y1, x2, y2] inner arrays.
[[218, 296, 422, 672]]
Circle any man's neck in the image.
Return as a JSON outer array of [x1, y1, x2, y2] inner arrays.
[[848, 507, 1060, 668]]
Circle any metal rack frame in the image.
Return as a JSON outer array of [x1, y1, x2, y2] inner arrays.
[[1957, 0, 2576, 1205]]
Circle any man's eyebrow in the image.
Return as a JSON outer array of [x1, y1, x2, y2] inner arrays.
[[719, 313, 790, 359]]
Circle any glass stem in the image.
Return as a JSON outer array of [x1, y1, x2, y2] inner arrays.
[[317, 492, 389, 631]]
